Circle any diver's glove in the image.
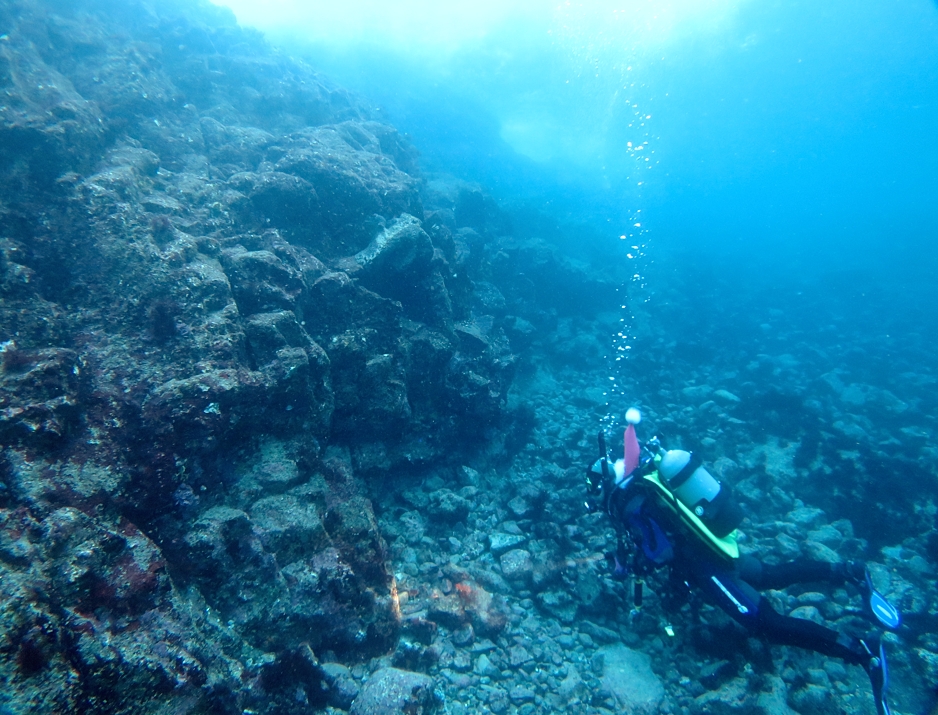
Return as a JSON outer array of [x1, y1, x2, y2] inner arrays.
[[605, 539, 631, 581]]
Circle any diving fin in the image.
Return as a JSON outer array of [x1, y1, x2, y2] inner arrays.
[[861, 569, 902, 631], [863, 636, 891, 715], [868, 589, 901, 631]]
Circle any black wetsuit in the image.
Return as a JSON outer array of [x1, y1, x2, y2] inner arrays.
[[607, 477, 868, 665]]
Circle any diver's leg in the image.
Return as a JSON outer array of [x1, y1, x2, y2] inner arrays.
[[754, 597, 863, 659], [863, 634, 891, 715], [692, 558, 892, 715], [755, 600, 891, 715], [739, 557, 901, 631], [688, 559, 763, 629], [737, 555, 842, 590], [692, 565, 852, 656]]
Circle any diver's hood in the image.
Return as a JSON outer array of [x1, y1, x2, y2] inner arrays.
[[612, 458, 629, 486]]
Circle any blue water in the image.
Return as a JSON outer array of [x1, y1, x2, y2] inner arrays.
[[244, 0, 938, 287], [225, 0, 938, 431]]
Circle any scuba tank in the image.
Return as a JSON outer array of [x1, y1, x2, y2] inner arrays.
[[657, 449, 743, 539]]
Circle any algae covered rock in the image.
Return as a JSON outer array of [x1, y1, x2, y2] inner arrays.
[[350, 667, 441, 715], [598, 644, 666, 715]]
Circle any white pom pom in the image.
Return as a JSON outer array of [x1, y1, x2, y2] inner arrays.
[[626, 407, 642, 425]]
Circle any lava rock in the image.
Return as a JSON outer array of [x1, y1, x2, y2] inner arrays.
[[508, 685, 536, 705], [537, 589, 578, 623], [350, 667, 441, 715], [228, 170, 323, 244], [508, 645, 532, 668], [457, 582, 507, 636], [322, 662, 362, 711], [692, 677, 751, 714], [427, 489, 472, 524], [790, 683, 835, 715], [474, 653, 501, 678], [274, 124, 422, 257], [0, 347, 82, 447], [427, 594, 465, 630], [250, 493, 329, 564], [499, 549, 534, 582], [220, 246, 305, 314], [597, 644, 665, 715], [788, 606, 824, 624], [347, 214, 433, 282], [489, 532, 528, 556]]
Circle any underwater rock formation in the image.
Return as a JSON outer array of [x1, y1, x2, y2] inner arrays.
[[0, 0, 623, 712], [2, 0, 936, 714]]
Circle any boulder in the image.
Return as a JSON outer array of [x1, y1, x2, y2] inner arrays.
[[537, 588, 578, 623], [0, 26, 106, 193], [274, 123, 422, 257], [457, 581, 507, 636], [0, 347, 82, 447], [427, 593, 466, 629], [0, 503, 218, 711], [350, 668, 441, 715], [341, 214, 453, 329], [499, 549, 534, 582], [181, 506, 285, 631], [250, 493, 329, 563], [227, 170, 322, 244], [598, 644, 665, 715], [691, 677, 751, 715], [426, 489, 471, 524], [350, 214, 433, 280], [220, 247, 305, 314], [789, 684, 836, 715], [323, 662, 362, 710], [489, 532, 528, 556]]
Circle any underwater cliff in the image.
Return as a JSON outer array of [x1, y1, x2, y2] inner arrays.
[[0, 0, 617, 711]]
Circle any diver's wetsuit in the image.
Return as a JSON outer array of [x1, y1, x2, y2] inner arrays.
[[677, 542, 868, 664], [608, 478, 869, 665]]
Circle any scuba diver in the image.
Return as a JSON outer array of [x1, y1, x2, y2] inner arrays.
[[586, 408, 901, 715]]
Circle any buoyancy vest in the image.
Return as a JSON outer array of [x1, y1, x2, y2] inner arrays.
[[642, 470, 739, 561]]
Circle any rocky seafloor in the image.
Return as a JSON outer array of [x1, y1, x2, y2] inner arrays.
[[1, 0, 936, 714]]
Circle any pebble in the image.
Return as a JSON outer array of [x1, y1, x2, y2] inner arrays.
[[453, 624, 475, 647]]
